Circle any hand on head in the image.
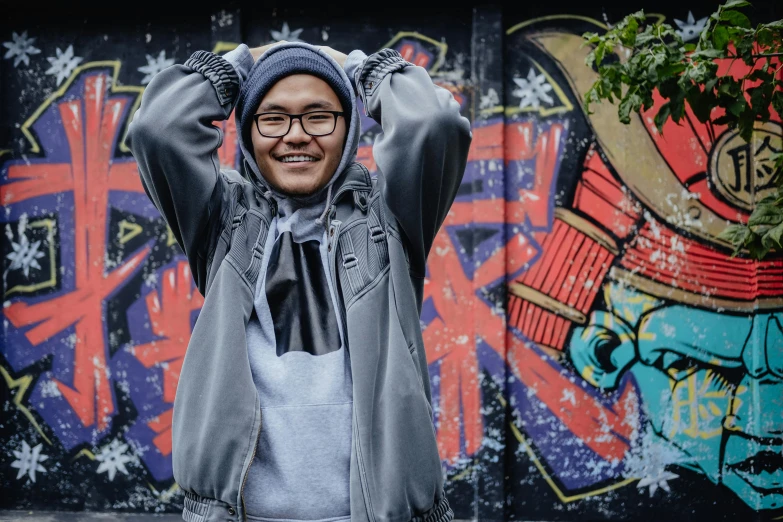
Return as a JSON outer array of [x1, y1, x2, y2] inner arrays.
[[315, 46, 347, 68], [249, 40, 288, 62], [247, 40, 347, 68]]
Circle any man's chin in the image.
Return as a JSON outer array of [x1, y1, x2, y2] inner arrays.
[[267, 178, 327, 198]]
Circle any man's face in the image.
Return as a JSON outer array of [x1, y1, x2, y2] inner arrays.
[[251, 74, 346, 197], [568, 281, 783, 510]]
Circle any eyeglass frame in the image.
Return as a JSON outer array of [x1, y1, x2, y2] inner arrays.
[[253, 110, 345, 138]]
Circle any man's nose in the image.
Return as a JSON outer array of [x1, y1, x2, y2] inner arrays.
[[283, 119, 311, 143], [725, 314, 783, 438]]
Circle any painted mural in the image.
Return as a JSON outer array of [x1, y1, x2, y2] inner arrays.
[[2, 6, 782, 521]]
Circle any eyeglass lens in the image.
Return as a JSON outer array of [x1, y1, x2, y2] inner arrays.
[[256, 112, 337, 137]]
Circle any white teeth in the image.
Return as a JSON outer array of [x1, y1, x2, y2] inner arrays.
[[280, 155, 317, 163]]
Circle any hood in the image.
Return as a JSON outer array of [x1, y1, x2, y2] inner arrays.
[[235, 41, 361, 210]]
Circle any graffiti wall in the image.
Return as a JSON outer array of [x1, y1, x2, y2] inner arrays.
[[2, 3, 782, 520]]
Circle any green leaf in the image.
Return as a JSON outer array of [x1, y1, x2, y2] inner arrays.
[[727, 97, 746, 116], [582, 32, 601, 44], [620, 17, 639, 46], [690, 48, 725, 60], [746, 236, 772, 260], [718, 78, 741, 96], [748, 203, 783, 227], [772, 91, 783, 116], [762, 222, 783, 251], [654, 102, 672, 133], [721, 0, 751, 8], [718, 223, 751, 245], [618, 89, 642, 124], [757, 27, 774, 46], [712, 25, 730, 50], [661, 62, 688, 77], [737, 109, 755, 142], [686, 88, 715, 122], [713, 114, 735, 125], [720, 10, 751, 29], [670, 93, 686, 123]]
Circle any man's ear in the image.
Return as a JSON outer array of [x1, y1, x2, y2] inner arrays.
[[567, 311, 638, 391]]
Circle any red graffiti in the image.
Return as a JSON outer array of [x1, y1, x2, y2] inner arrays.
[[134, 260, 204, 456], [398, 43, 432, 69], [147, 408, 173, 457], [2, 73, 149, 431], [420, 123, 509, 463], [507, 335, 635, 462]]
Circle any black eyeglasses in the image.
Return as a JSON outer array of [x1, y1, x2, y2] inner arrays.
[[253, 111, 344, 138]]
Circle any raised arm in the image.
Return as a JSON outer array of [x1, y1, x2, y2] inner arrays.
[[347, 49, 472, 276], [126, 44, 254, 292]]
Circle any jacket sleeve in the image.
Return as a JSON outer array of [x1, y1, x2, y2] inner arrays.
[[126, 44, 254, 291], [349, 49, 472, 276]]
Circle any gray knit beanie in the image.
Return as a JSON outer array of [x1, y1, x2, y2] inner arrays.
[[236, 44, 353, 154]]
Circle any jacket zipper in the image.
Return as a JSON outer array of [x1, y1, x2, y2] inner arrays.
[[239, 192, 269, 521], [328, 207, 375, 522], [239, 410, 262, 521]]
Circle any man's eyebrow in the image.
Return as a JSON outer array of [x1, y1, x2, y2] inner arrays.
[[258, 100, 337, 112], [301, 100, 337, 111], [258, 102, 287, 112]]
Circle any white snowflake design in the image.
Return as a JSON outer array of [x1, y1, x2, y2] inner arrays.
[[11, 440, 49, 483], [5, 219, 46, 278], [138, 50, 175, 85], [95, 438, 135, 481], [3, 31, 41, 67], [637, 470, 680, 496], [674, 11, 708, 42], [211, 9, 233, 28], [512, 68, 554, 110], [270, 22, 304, 43], [45, 45, 83, 86], [479, 87, 500, 110], [623, 425, 687, 497]]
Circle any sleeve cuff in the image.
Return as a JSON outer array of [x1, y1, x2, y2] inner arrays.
[[344, 49, 368, 96], [355, 48, 413, 117], [184, 50, 242, 106], [221, 43, 254, 82]]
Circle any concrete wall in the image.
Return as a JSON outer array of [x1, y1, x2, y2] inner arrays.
[[2, 2, 782, 520]]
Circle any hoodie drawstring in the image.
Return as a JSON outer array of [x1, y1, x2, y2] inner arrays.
[[315, 183, 333, 227]]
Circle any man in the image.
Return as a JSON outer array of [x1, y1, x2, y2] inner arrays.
[[127, 38, 471, 522]]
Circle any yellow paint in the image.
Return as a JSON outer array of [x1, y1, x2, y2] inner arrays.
[[118, 219, 143, 244], [668, 371, 735, 440], [72, 448, 96, 461], [636, 314, 657, 343], [147, 481, 180, 501], [505, 59, 573, 117], [0, 366, 52, 445], [21, 61, 143, 155], [382, 32, 447, 74], [507, 14, 607, 36], [5, 219, 58, 296], [479, 105, 505, 117], [0, 149, 11, 157], [212, 41, 239, 55], [166, 224, 177, 247], [500, 393, 635, 502], [582, 365, 599, 388], [451, 463, 476, 482]]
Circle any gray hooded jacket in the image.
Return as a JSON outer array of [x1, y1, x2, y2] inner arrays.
[[127, 41, 472, 522]]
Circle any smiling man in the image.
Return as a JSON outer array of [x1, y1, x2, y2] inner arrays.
[[127, 39, 471, 522]]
